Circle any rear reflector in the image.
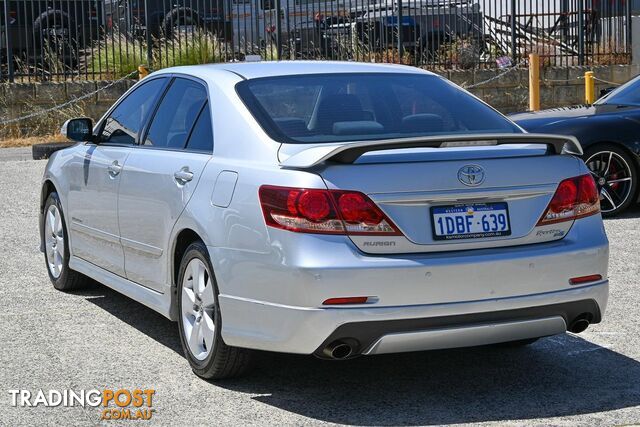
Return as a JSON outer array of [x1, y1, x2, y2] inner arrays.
[[537, 174, 600, 225], [323, 297, 370, 305], [259, 185, 401, 235], [569, 274, 603, 285]]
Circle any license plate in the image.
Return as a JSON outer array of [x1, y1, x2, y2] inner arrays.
[[431, 203, 511, 241]]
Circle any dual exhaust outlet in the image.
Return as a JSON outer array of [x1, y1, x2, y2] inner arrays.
[[321, 314, 593, 359]]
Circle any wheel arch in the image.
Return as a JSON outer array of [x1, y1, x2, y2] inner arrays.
[[166, 6, 202, 21], [33, 9, 73, 33], [170, 228, 206, 320], [39, 180, 59, 253], [583, 140, 640, 165], [162, 7, 202, 36], [40, 179, 58, 214]]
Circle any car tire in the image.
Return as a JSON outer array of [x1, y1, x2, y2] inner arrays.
[[584, 144, 638, 217], [43, 192, 87, 291], [32, 142, 75, 160], [177, 241, 255, 380], [162, 8, 199, 40], [33, 11, 78, 67]]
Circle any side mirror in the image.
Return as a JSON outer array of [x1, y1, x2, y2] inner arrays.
[[61, 118, 94, 142]]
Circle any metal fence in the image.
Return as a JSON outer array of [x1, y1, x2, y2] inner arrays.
[[0, 0, 634, 82]]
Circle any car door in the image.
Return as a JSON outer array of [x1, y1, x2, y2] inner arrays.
[[67, 76, 168, 277], [117, 76, 213, 292]]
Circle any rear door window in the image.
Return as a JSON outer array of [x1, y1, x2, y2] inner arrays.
[[143, 78, 208, 149], [185, 103, 213, 153]]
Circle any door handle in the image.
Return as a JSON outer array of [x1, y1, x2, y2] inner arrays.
[[174, 167, 194, 184], [108, 161, 122, 177]]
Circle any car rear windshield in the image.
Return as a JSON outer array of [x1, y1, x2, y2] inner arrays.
[[236, 73, 521, 144]]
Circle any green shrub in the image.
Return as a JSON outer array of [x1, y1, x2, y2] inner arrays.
[[89, 30, 229, 79], [154, 31, 228, 68], [89, 33, 146, 79]]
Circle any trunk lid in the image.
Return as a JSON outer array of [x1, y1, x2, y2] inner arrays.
[[279, 135, 583, 254]]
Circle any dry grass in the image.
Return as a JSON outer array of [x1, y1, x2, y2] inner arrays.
[[0, 134, 67, 148], [0, 87, 90, 145], [374, 48, 413, 65], [436, 38, 483, 69], [525, 42, 579, 67]]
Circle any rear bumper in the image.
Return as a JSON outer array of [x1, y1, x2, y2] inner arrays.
[[218, 281, 608, 355], [211, 214, 609, 355]]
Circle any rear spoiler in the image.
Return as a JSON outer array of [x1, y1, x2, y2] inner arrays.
[[279, 133, 582, 169]]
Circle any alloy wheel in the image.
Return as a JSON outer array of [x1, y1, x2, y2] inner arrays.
[[44, 204, 65, 279], [585, 151, 634, 214], [181, 258, 216, 361]]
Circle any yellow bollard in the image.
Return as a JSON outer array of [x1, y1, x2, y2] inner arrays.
[[528, 53, 540, 111], [138, 65, 149, 80], [585, 71, 595, 104]]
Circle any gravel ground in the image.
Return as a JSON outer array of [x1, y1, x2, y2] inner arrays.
[[0, 153, 639, 426], [0, 147, 34, 162]]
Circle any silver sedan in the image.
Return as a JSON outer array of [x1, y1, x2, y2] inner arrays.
[[40, 61, 609, 379]]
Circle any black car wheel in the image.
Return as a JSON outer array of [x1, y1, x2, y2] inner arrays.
[[584, 144, 637, 216]]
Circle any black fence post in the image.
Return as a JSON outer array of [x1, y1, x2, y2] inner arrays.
[[626, 0, 632, 63], [578, 0, 584, 66], [510, 0, 517, 65], [397, 0, 403, 60], [3, 0, 14, 82], [0, 0, 634, 80], [275, 0, 283, 60], [144, 0, 153, 69]]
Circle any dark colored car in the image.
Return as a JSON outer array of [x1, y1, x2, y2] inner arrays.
[[318, 1, 484, 62], [511, 76, 640, 216], [0, 0, 102, 65], [104, 0, 232, 41]]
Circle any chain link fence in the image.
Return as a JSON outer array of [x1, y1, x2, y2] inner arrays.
[[0, 0, 634, 82]]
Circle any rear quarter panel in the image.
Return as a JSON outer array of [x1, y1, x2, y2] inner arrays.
[[175, 71, 332, 302]]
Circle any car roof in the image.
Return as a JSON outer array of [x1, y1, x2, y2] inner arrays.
[[154, 60, 435, 80]]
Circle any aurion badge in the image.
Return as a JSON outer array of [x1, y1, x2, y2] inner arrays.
[[458, 165, 485, 187]]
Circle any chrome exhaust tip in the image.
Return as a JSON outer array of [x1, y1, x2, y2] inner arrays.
[[322, 341, 353, 359], [569, 317, 591, 334]]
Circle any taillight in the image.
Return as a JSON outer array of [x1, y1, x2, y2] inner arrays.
[[259, 185, 401, 235], [537, 174, 600, 225]]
